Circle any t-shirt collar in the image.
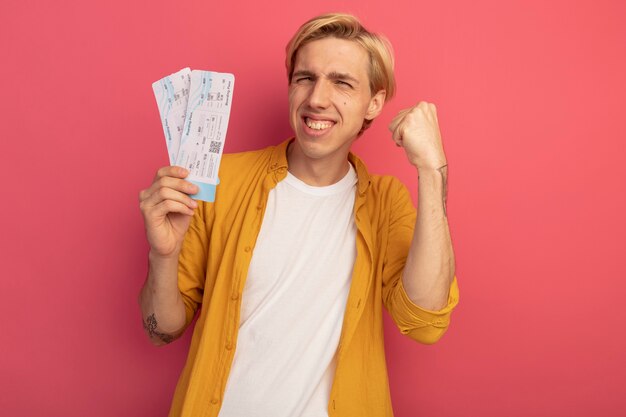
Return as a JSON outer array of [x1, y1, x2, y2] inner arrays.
[[269, 138, 371, 195]]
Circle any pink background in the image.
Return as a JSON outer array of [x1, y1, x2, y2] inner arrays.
[[2, 0, 625, 416]]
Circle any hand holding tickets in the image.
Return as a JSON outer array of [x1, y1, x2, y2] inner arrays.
[[152, 68, 235, 202], [140, 68, 233, 257], [139, 166, 199, 258]]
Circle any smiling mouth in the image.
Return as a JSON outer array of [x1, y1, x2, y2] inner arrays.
[[304, 117, 335, 131]]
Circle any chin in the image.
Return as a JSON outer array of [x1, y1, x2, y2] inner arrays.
[[294, 136, 328, 158]]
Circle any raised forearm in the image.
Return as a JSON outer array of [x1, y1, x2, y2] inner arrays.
[[402, 166, 455, 310], [139, 251, 187, 345]]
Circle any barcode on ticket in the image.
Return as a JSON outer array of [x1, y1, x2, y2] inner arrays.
[[209, 141, 222, 154]]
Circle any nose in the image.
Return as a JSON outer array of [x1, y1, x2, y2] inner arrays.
[[307, 79, 331, 109]]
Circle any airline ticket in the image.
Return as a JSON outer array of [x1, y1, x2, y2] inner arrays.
[[152, 69, 235, 202], [152, 67, 191, 165]]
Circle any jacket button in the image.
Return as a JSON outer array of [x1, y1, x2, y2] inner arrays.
[[231, 293, 239, 301], [244, 246, 251, 252], [226, 342, 233, 350], [211, 398, 218, 405]]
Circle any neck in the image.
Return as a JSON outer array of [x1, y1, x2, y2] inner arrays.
[[287, 141, 351, 186]]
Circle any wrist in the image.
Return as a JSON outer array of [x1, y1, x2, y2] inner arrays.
[[148, 248, 181, 265], [415, 160, 447, 171], [417, 164, 447, 179], [146, 250, 181, 292]]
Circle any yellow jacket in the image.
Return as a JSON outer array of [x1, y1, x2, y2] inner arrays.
[[170, 139, 459, 417]]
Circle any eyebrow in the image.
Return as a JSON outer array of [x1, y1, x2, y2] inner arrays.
[[328, 71, 360, 85], [292, 70, 360, 85], [292, 70, 315, 79]]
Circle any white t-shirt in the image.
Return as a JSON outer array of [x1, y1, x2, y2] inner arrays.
[[218, 164, 358, 417]]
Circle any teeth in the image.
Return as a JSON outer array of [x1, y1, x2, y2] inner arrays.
[[305, 117, 333, 130]]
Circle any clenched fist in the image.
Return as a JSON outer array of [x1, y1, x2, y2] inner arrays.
[[388, 102, 447, 171]]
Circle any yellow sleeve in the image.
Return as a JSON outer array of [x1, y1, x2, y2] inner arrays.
[[177, 200, 215, 328], [388, 277, 459, 344]]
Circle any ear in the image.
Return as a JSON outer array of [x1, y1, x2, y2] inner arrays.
[[364, 90, 386, 121]]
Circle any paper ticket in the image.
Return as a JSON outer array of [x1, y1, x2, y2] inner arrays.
[[152, 67, 191, 165], [176, 70, 234, 201]]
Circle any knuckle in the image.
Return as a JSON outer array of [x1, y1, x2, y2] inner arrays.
[[169, 200, 183, 212], [155, 176, 169, 188], [163, 200, 175, 211], [157, 186, 169, 199], [178, 179, 191, 191], [139, 201, 151, 215]]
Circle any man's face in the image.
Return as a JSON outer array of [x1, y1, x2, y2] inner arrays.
[[288, 37, 385, 163]]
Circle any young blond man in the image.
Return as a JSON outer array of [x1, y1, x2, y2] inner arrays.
[[139, 13, 459, 417]]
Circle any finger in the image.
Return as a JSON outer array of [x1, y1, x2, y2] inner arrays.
[[151, 199, 196, 218], [153, 166, 189, 182], [389, 108, 412, 131], [388, 108, 411, 132], [143, 176, 199, 202], [141, 185, 198, 212], [390, 122, 405, 147]]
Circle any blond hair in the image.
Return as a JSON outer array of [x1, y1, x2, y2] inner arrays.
[[286, 14, 396, 133]]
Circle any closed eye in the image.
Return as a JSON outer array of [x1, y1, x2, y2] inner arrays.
[[295, 76, 313, 83]]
